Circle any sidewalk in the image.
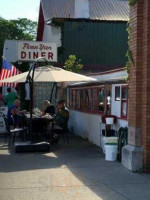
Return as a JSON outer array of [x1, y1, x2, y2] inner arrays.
[[0, 135, 150, 200]]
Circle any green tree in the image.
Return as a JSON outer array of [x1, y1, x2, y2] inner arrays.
[[0, 17, 37, 67], [64, 55, 83, 73], [56, 55, 83, 101], [11, 18, 37, 40], [0, 17, 37, 109]]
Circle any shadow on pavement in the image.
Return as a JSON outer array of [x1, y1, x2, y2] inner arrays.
[[0, 134, 150, 200]]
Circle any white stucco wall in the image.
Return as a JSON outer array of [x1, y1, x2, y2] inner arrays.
[[68, 110, 102, 146], [42, 25, 61, 47], [68, 110, 128, 148], [68, 70, 128, 148], [75, 0, 89, 18]]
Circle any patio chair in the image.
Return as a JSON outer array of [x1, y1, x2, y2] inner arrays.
[[3, 115, 26, 145], [52, 121, 69, 144]]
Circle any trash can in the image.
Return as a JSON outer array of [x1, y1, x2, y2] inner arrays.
[[105, 144, 118, 161]]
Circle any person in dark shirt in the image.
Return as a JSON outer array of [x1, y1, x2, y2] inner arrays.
[[48, 99, 69, 144], [42, 100, 55, 116], [55, 99, 69, 130]]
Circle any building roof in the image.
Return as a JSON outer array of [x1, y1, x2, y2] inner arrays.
[[41, 0, 129, 22], [68, 68, 127, 88], [68, 78, 126, 88], [90, 0, 129, 21]]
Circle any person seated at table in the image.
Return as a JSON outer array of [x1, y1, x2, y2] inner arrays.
[[54, 99, 69, 130], [42, 100, 55, 116], [7, 99, 26, 127], [46, 99, 69, 144]]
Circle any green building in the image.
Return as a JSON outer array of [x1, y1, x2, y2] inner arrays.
[[37, 0, 129, 73]]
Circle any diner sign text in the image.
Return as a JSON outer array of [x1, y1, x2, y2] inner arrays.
[[18, 41, 57, 62]]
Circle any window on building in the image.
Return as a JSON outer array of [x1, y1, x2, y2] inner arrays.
[[69, 85, 128, 118], [121, 86, 128, 118], [115, 86, 121, 101], [92, 88, 99, 112], [72, 90, 77, 109], [99, 88, 105, 112], [76, 90, 81, 110], [80, 90, 86, 111], [69, 87, 106, 114], [69, 90, 73, 108], [85, 89, 92, 112]]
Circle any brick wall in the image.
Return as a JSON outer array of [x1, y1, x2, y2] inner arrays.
[[129, 0, 150, 172]]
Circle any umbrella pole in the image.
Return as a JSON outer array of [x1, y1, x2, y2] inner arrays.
[[29, 78, 33, 143], [29, 62, 36, 143]]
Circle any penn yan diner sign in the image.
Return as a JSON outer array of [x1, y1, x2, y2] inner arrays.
[[18, 41, 57, 62]]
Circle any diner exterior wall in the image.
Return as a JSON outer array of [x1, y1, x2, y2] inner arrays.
[[68, 69, 128, 147], [68, 110, 128, 147], [68, 110, 102, 146]]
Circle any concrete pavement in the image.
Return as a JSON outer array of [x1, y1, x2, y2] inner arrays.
[[0, 135, 150, 200]]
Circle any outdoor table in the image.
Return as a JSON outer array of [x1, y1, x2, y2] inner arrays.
[[24, 113, 54, 137], [25, 113, 53, 120]]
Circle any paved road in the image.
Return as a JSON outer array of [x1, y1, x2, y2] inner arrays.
[[0, 135, 150, 200]]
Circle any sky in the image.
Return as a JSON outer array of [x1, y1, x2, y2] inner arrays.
[[0, 0, 40, 21]]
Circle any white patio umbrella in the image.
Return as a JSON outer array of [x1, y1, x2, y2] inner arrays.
[[1, 64, 96, 136], [0, 66, 96, 83], [1, 62, 97, 151]]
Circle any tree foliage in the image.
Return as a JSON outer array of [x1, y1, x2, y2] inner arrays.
[[64, 55, 83, 73], [10, 18, 37, 40], [0, 17, 37, 108], [0, 17, 37, 67]]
